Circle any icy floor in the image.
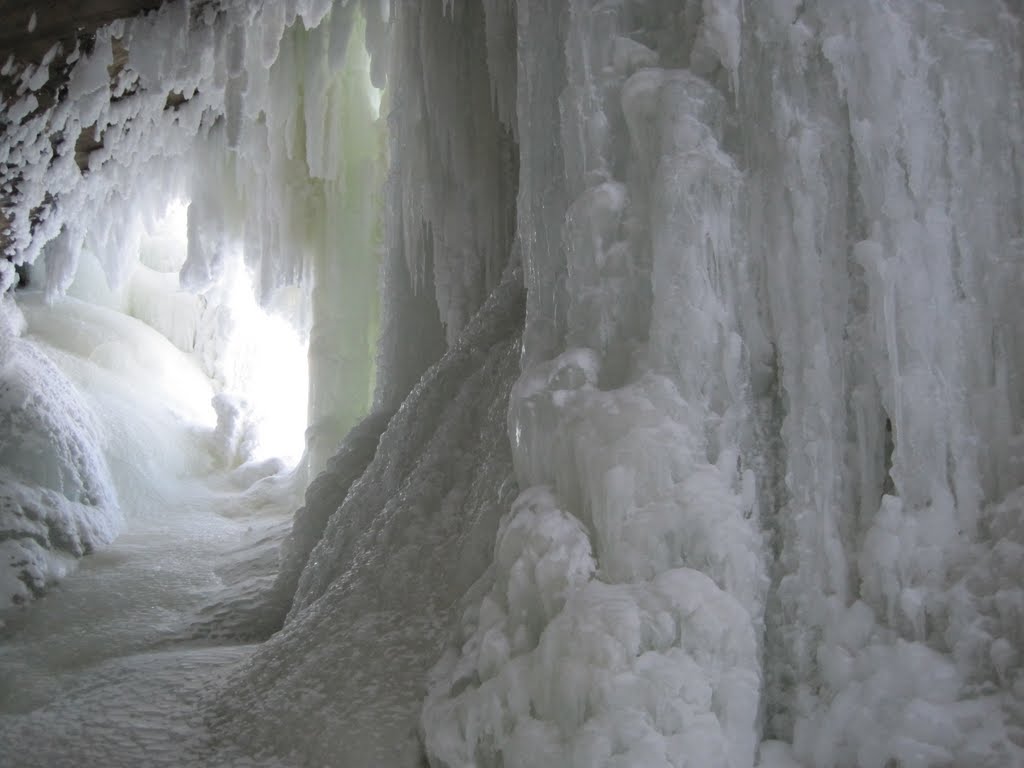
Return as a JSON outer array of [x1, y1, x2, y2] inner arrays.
[[0, 478, 296, 768], [0, 289, 303, 767]]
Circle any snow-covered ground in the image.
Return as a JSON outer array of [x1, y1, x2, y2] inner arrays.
[[0, 486, 294, 768], [0, 253, 305, 766]]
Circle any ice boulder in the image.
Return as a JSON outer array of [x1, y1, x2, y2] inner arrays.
[[0, 299, 120, 607]]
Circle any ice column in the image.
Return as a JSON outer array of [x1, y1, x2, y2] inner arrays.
[[423, 3, 766, 767], [375, 0, 518, 410], [739, 2, 1024, 764]]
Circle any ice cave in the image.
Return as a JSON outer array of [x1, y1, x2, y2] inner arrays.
[[0, 0, 1022, 766]]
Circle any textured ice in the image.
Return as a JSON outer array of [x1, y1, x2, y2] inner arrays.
[[205, 266, 523, 766], [0, 480, 300, 768], [423, 485, 758, 768], [421, 347, 764, 767], [1, 1, 1023, 767], [270, 408, 394, 621], [0, 298, 119, 606]]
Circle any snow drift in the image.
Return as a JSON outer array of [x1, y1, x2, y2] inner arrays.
[[0, 0, 1022, 767], [0, 299, 119, 605]]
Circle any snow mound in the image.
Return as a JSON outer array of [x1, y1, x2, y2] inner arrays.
[[0, 299, 119, 606]]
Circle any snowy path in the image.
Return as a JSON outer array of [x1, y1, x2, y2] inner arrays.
[[0, 479, 295, 767], [0, 282, 311, 766]]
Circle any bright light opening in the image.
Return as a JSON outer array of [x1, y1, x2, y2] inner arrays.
[[134, 199, 310, 469], [142, 199, 190, 272], [218, 258, 309, 466]]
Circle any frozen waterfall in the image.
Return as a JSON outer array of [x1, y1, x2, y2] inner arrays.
[[1, 1, 1023, 767]]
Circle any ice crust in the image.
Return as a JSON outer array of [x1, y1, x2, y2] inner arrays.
[[207, 266, 525, 765], [0, 298, 120, 605], [1, 0, 1023, 767], [415, 0, 1022, 766]]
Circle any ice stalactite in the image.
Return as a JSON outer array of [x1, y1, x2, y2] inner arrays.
[[182, 4, 388, 475], [374, 0, 521, 413], [3, 0, 389, 474], [383, 0, 518, 347], [243, 12, 385, 475]]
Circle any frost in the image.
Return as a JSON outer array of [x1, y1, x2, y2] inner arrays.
[[208, 266, 525, 765], [0, 297, 120, 605], [0, 1, 1022, 767]]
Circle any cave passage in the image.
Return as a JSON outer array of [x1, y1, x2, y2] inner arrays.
[[2, 2, 1024, 768]]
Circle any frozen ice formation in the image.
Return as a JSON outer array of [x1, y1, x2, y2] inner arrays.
[[207, 264, 525, 764], [0, 0, 1023, 767], [0, 297, 119, 604]]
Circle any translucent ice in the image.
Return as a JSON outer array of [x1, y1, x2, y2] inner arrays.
[[1, 1, 1022, 767]]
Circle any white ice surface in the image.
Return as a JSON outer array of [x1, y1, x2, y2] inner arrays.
[[0, 488, 299, 768], [0, 298, 120, 605], [2, 2, 1023, 768], [0, 284, 303, 767]]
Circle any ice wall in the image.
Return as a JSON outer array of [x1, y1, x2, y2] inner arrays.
[[374, 0, 519, 412], [738, 4, 1024, 764], [208, 265, 524, 765], [442, 1, 1023, 766], [2, 1, 1023, 766]]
